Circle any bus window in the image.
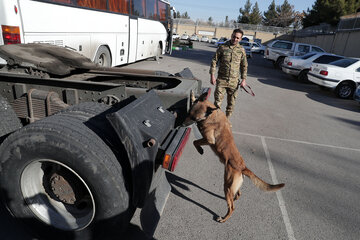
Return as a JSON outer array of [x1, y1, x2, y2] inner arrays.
[[131, 0, 145, 17], [109, 0, 130, 14], [146, 0, 158, 20], [158, 0, 167, 21], [77, 0, 107, 11]]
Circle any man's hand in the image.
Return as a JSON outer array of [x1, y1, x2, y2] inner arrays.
[[210, 74, 216, 85], [240, 79, 247, 87]]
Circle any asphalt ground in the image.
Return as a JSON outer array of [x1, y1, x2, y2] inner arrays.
[[123, 42, 360, 240], [1, 42, 359, 240]]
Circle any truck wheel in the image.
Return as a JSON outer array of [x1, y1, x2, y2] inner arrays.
[[336, 81, 355, 99], [154, 43, 162, 61], [0, 112, 132, 240], [0, 95, 22, 142], [275, 57, 285, 69], [298, 69, 309, 82], [94, 46, 111, 67]]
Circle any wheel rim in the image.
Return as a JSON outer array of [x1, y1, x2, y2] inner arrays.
[[21, 160, 95, 231], [98, 54, 106, 66], [339, 85, 352, 98]]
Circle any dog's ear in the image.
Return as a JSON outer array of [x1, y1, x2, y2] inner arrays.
[[205, 107, 218, 117], [197, 92, 209, 102]]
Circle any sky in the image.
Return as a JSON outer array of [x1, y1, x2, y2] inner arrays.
[[169, 0, 316, 23]]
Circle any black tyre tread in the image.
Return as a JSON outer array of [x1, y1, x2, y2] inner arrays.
[[0, 95, 22, 139], [0, 113, 131, 239]]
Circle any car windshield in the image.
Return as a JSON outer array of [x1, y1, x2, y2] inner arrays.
[[240, 42, 251, 46], [328, 58, 358, 67], [301, 53, 317, 59]]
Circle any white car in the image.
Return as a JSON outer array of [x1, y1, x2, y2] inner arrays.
[[308, 58, 360, 99], [190, 35, 199, 41], [180, 34, 189, 40], [239, 41, 252, 58], [251, 42, 266, 54], [201, 36, 209, 42], [172, 34, 180, 39], [210, 38, 218, 44], [282, 52, 344, 82]]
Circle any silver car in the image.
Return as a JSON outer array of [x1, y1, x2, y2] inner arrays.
[[282, 52, 344, 82], [354, 85, 360, 103]]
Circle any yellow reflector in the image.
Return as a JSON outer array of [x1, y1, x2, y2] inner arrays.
[[162, 154, 171, 170], [2, 25, 20, 34]]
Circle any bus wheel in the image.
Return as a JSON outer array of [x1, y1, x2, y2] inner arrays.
[[154, 44, 162, 61], [0, 112, 132, 240], [0, 95, 22, 143], [95, 46, 111, 67]]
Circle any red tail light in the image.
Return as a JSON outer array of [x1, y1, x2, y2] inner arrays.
[[162, 127, 191, 172], [320, 70, 328, 76], [2, 25, 21, 44], [287, 62, 292, 66], [266, 49, 269, 55]]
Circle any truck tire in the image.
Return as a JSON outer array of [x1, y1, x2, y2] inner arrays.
[[94, 46, 111, 67], [298, 69, 309, 83], [154, 43, 162, 61], [275, 57, 285, 69], [0, 112, 132, 240], [0, 95, 22, 142]]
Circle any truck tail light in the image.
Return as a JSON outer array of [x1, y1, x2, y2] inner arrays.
[[287, 62, 292, 66], [162, 127, 191, 172], [2, 25, 21, 44], [320, 70, 328, 76]]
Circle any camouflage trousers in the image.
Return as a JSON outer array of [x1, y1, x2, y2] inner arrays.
[[214, 79, 239, 118]]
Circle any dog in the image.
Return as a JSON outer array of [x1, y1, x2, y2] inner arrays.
[[184, 92, 285, 223]]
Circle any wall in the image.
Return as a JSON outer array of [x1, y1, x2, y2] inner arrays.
[[174, 23, 279, 43], [294, 30, 360, 57]]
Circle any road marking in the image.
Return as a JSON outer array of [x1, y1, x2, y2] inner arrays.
[[261, 137, 296, 240], [233, 131, 360, 152]]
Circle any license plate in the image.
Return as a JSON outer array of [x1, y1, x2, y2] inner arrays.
[[313, 68, 319, 72]]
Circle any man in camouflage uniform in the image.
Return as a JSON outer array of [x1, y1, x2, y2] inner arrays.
[[210, 29, 248, 118]]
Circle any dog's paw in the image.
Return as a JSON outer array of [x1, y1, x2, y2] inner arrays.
[[216, 216, 225, 223], [196, 146, 204, 155]]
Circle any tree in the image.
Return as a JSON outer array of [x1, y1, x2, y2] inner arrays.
[[181, 11, 190, 19], [225, 16, 230, 27], [263, 0, 278, 26], [176, 11, 181, 18], [249, 2, 262, 25], [275, 0, 295, 27], [208, 17, 213, 25], [302, 0, 360, 27], [238, 0, 252, 23]]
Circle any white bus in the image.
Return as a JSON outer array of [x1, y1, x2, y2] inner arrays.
[[0, 0, 174, 66]]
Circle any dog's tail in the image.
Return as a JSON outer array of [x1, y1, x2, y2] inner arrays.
[[242, 168, 285, 192]]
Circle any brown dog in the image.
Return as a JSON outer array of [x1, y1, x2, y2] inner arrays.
[[184, 92, 285, 223]]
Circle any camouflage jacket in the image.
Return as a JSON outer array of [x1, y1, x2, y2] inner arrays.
[[210, 41, 248, 82]]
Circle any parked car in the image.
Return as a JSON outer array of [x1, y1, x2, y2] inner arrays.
[[180, 34, 189, 40], [215, 37, 228, 47], [201, 36, 209, 42], [251, 42, 266, 54], [282, 52, 344, 82], [265, 40, 325, 69], [239, 40, 253, 58], [190, 35, 199, 41], [308, 58, 360, 99], [210, 37, 219, 44], [354, 85, 360, 103], [172, 34, 180, 39]]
